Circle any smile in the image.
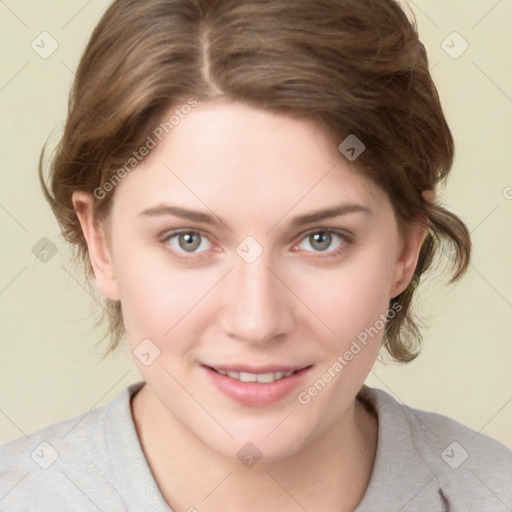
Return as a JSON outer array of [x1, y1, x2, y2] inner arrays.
[[203, 364, 313, 407], [212, 369, 296, 383]]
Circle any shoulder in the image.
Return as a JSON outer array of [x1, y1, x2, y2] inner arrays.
[[0, 383, 142, 512], [358, 385, 512, 511]]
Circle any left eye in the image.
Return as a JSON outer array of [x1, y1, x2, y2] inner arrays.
[[296, 230, 347, 253]]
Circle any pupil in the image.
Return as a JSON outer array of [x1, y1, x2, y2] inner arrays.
[[180, 232, 201, 251], [312, 232, 331, 251]]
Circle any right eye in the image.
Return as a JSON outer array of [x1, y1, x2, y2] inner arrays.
[[161, 230, 214, 260]]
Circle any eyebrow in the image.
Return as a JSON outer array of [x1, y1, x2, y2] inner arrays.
[[138, 202, 372, 228]]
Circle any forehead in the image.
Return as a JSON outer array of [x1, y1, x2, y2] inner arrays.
[[110, 100, 388, 223]]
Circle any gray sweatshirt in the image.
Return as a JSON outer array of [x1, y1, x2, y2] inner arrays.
[[1, 381, 511, 511]]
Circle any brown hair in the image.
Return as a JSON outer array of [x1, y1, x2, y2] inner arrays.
[[39, 0, 471, 362]]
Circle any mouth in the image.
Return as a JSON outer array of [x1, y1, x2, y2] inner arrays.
[[202, 363, 313, 407], [206, 366, 305, 383]]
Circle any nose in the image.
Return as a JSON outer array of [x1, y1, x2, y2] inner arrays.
[[219, 253, 295, 345]]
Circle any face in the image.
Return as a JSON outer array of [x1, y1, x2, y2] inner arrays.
[[74, 99, 426, 462]]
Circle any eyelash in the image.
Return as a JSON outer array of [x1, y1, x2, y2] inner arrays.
[[160, 228, 353, 262]]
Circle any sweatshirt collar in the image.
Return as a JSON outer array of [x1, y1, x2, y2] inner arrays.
[[103, 381, 173, 512], [354, 385, 448, 511], [104, 381, 447, 511]]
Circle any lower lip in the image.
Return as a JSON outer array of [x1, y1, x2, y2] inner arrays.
[[202, 365, 312, 407]]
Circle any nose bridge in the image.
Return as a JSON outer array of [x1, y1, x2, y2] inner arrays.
[[220, 251, 294, 343]]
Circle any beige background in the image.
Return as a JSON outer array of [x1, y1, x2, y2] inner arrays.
[[1, 0, 511, 448]]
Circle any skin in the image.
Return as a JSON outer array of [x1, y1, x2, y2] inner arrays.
[[73, 99, 429, 512]]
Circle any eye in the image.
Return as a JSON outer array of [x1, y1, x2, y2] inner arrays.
[[160, 228, 352, 262], [162, 230, 213, 259], [294, 229, 351, 257]]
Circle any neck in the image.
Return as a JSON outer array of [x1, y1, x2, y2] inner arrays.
[[131, 383, 377, 512]]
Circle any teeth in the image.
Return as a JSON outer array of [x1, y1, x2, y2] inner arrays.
[[219, 369, 296, 383], [256, 372, 279, 383], [239, 371, 257, 382]]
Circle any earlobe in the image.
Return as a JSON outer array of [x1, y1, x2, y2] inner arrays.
[[390, 219, 429, 299], [71, 191, 120, 301]]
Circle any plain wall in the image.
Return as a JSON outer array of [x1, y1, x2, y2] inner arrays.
[[1, 0, 511, 447]]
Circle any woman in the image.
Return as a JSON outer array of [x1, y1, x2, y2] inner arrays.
[[1, 0, 511, 510]]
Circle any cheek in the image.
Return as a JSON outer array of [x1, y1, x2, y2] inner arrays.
[[112, 241, 215, 343], [293, 259, 393, 422], [294, 253, 395, 351]]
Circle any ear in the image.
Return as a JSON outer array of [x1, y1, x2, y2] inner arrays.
[[72, 191, 120, 301], [389, 211, 430, 300]]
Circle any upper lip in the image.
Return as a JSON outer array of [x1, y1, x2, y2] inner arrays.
[[203, 363, 312, 374]]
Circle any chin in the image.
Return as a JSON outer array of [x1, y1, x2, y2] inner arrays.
[[198, 418, 318, 465]]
